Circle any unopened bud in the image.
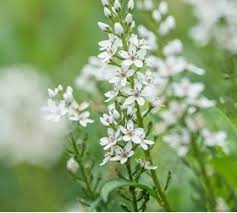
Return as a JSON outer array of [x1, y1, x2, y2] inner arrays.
[[67, 157, 79, 174], [114, 22, 124, 36]]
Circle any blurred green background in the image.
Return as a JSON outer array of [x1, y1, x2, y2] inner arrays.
[[0, 0, 236, 211]]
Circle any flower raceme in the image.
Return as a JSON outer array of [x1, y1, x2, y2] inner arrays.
[[96, 0, 158, 168], [42, 85, 93, 127]]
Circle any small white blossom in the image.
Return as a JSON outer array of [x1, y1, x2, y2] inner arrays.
[[42, 100, 68, 122], [100, 149, 114, 166], [111, 142, 134, 164], [67, 157, 79, 174], [123, 81, 146, 106], [98, 34, 122, 62], [201, 129, 228, 153], [159, 16, 176, 35], [109, 66, 135, 87], [163, 39, 183, 56], [119, 43, 146, 68], [164, 128, 191, 157], [120, 120, 145, 144], [100, 128, 121, 150]]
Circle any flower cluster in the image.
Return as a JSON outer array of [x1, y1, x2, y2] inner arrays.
[[97, 0, 157, 168], [183, 0, 237, 54], [137, 0, 228, 157], [42, 85, 93, 127]]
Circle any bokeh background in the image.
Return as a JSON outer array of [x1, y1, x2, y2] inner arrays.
[[0, 0, 236, 211]]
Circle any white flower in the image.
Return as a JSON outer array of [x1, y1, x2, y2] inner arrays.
[[133, 129, 154, 150], [100, 104, 120, 126], [114, 23, 124, 36], [201, 129, 228, 153], [160, 101, 186, 125], [67, 157, 79, 174], [120, 120, 144, 144], [68, 101, 94, 127], [0, 68, 66, 166], [164, 128, 190, 157], [119, 43, 146, 68], [98, 34, 122, 62], [111, 142, 134, 164], [63, 86, 74, 104], [138, 26, 157, 50], [172, 78, 204, 100], [104, 84, 121, 102], [123, 81, 146, 106], [137, 159, 157, 170], [129, 33, 150, 50], [100, 149, 114, 166], [100, 128, 121, 150], [185, 113, 205, 132], [109, 66, 135, 87], [159, 16, 176, 35], [42, 99, 68, 122], [163, 39, 183, 56]]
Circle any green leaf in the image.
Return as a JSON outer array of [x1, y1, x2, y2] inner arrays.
[[100, 179, 158, 202]]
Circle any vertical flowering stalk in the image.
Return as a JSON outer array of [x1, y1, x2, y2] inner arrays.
[[137, 0, 229, 211], [97, 0, 171, 211], [42, 85, 104, 211]]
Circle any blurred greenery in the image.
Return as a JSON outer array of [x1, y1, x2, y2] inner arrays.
[[0, 0, 236, 211]]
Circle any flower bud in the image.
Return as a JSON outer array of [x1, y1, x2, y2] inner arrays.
[[128, 0, 134, 11], [104, 7, 112, 18], [113, 0, 121, 12], [67, 158, 79, 174], [97, 22, 111, 32], [159, 1, 168, 15], [57, 84, 63, 91], [101, 0, 109, 6], [114, 22, 124, 36], [125, 13, 133, 25]]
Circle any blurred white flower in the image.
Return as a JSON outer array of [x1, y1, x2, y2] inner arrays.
[[184, 0, 237, 53], [0, 66, 66, 166]]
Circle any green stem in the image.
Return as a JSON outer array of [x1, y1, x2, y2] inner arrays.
[[71, 136, 94, 198], [126, 160, 139, 212], [191, 138, 216, 211], [135, 103, 171, 211], [144, 150, 171, 211]]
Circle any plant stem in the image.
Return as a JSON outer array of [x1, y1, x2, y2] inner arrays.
[[191, 138, 216, 211], [135, 103, 172, 211], [144, 150, 171, 211], [126, 160, 139, 212], [71, 136, 94, 197]]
